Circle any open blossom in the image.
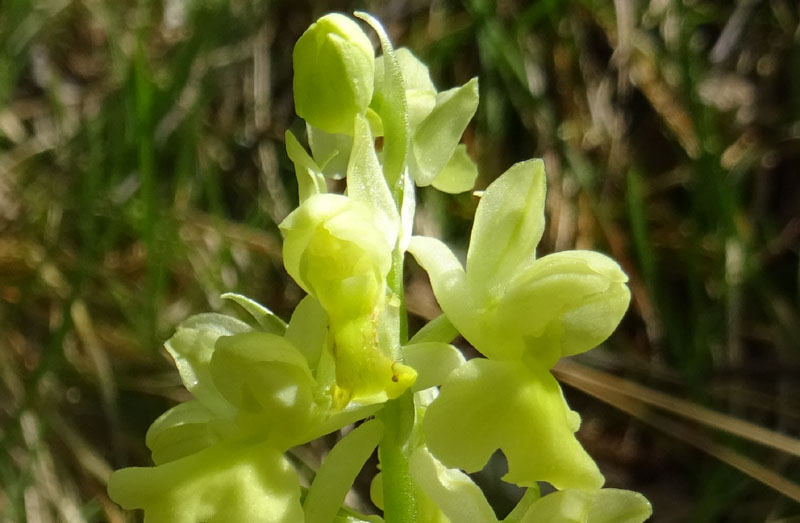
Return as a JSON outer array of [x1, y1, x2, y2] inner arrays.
[[107, 300, 381, 522], [409, 159, 630, 490]]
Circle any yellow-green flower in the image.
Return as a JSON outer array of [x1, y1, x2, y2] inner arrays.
[[281, 194, 415, 408], [408, 159, 630, 489]]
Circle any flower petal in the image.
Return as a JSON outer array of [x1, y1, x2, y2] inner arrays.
[[145, 400, 221, 465], [406, 235, 472, 330], [210, 331, 316, 444], [293, 13, 374, 134], [408, 314, 459, 345], [423, 358, 603, 490], [285, 130, 327, 202], [409, 78, 479, 187], [375, 47, 436, 129], [431, 144, 479, 194], [518, 488, 652, 523], [466, 159, 546, 298], [108, 441, 303, 523], [408, 446, 499, 523], [280, 193, 392, 322], [329, 315, 417, 408], [402, 342, 465, 391], [498, 251, 630, 362], [220, 292, 287, 334], [164, 313, 250, 418], [286, 295, 329, 370]]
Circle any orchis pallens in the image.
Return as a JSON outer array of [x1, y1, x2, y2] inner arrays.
[[108, 11, 652, 523]]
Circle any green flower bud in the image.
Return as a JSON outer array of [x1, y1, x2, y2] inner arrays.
[[280, 194, 391, 322], [280, 194, 415, 407], [293, 13, 375, 134]]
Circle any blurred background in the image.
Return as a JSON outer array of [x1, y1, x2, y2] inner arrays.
[[1, 0, 799, 521]]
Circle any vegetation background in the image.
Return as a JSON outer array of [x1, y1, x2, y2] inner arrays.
[[1, 0, 799, 521]]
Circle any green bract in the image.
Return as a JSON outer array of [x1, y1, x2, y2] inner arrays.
[[371, 44, 480, 193], [293, 13, 375, 134], [374, 48, 436, 130]]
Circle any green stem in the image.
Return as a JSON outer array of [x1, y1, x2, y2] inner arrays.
[[389, 245, 409, 346], [378, 392, 417, 523], [379, 226, 416, 521]]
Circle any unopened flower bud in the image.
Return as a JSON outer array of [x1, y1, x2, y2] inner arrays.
[[280, 194, 415, 406], [280, 194, 391, 323], [293, 13, 375, 134]]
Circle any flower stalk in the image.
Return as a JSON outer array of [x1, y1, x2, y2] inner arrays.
[[378, 391, 418, 523]]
